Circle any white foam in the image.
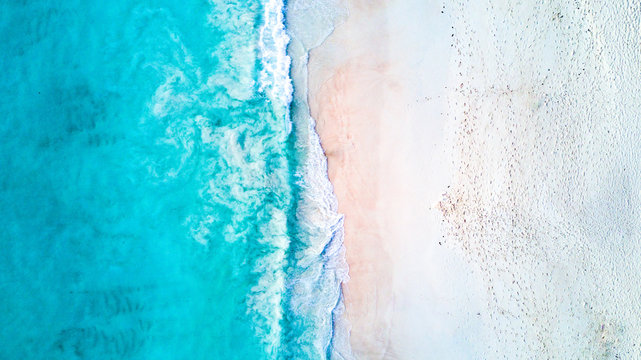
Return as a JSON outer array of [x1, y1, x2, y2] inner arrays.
[[258, 0, 292, 123]]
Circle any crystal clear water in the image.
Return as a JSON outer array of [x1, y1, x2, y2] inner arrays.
[[0, 0, 346, 358]]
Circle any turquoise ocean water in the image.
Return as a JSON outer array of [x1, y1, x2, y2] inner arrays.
[[0, 0, 348, 358]]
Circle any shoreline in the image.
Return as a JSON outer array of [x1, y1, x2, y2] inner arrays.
[[284, 1, 353, 358]]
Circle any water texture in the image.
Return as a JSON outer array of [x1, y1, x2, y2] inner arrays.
[[0, 0, 344, 358]]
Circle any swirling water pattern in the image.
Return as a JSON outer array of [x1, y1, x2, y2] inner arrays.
[[0, 0, 344, 358]]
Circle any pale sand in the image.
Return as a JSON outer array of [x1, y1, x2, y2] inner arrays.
[[308, 0, 641, 358], [308, 1, 484, 358]]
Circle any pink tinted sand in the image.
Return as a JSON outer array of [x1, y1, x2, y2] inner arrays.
[[308, 0, 483, 358]]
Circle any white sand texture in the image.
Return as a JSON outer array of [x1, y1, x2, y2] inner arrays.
[[307, 0, 641, 358]]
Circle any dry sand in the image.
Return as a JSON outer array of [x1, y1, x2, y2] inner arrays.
[[307, 1, 484, 358], [308, 0, 641, 358]]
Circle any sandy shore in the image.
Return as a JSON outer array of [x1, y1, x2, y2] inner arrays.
[[307, 1, 483, 358], [308, 0, 641, 358]]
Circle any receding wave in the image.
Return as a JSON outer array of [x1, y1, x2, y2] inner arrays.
[[285, 0, 353, 359]]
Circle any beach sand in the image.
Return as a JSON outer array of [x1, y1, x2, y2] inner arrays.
[[307, 1, 483, 358], [308, 0, 641, 358]]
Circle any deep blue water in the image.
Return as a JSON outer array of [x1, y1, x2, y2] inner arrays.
[[0, 0, 345, 358]]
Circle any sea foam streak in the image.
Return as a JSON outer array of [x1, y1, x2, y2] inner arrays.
[[259, 0, 293, 120]]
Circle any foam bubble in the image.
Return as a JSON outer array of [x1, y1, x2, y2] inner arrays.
[[258, 0, 293, 123]]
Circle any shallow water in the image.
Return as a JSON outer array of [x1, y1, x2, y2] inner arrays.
[[0, 0, 345, 358]]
